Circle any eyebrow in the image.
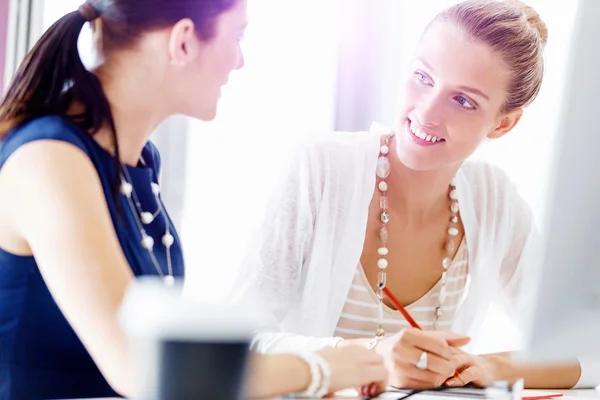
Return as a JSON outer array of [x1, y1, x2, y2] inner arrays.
[[416, 57, 490, 101], [457, 85, 490, 101]]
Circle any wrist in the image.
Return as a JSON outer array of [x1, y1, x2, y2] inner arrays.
[[481, 354, 510, 382], [248, 354, 312, 397], [283, 354, 313, 394], [288, 351, 331, 398], [336, 338, 372, 349]]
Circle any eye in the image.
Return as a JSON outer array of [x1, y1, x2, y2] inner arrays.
[[455, 95, 476, 110], [414, 71, 432, 86]]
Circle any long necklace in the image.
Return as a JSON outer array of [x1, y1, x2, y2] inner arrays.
[[120, 159, 175, 285], [374, 132, 460, 338]]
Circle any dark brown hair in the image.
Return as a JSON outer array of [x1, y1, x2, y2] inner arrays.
[[0, 0, 237, 192], [430, 0, 548, 112]]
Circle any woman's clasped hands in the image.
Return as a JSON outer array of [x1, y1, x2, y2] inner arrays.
[[371, 328, 496, 390]]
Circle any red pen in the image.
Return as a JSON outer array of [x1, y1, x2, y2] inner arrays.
[[382, 287, 421, 329], [382, 286, 462, 380], [523, 394, 564, 400]]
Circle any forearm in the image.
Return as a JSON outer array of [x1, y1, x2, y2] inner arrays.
[[245, 353, 310, 398], [251, 330, 342, 353], [483, 352, 581, 389], [336, 338, 370, 349]]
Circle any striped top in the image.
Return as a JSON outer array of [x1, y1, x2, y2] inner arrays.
[[334, 238, 469, 338]]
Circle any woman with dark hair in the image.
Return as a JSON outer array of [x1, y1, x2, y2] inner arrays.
[[0, 1, 387, 399]]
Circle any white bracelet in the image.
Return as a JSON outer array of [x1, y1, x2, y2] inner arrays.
[[290, 351, 327, 398], [313, 353, 332, 398]]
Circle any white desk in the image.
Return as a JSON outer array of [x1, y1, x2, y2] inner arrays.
[[553, 391, 600, 400], [71, 388, 600, 399], [325, 389, 600, 400]]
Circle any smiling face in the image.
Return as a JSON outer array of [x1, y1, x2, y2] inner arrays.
[[394, 21, 522, 171]]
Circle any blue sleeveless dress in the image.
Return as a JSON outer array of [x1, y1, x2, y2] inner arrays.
[[0, 116, 185, 399]]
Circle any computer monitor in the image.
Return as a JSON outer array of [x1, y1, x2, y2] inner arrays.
[[522, 0, 600, 362]]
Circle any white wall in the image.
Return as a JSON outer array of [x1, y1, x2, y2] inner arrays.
[[180, 0, 343, 301]]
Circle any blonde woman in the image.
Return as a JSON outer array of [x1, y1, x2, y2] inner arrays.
[[233, 0, 600, 390]]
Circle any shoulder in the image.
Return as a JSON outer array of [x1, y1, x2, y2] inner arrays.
[[142, 140, 161, 175], [0, 116, 90, 169], [292, 130, 381, 179], [458, 159, 522, 198], [303, 130, 381, 159], [458, 159, 534, 227]]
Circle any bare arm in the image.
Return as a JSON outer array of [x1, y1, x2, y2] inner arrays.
[[245, 354, 311, 398], [483, 352, 581, 389], [491, 177, 584, 389], [2, 141, 137, 397], [246, 347, 389, 398]]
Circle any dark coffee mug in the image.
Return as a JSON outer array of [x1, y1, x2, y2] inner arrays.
[[120, 277, 256, 400], [156, 340, 249, 400]]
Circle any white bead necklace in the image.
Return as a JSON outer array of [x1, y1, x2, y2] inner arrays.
[[374, 132, 460, 338], [120, 160, 175, 286]]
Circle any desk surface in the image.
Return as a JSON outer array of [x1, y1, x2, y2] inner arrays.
[[330, 389, 600, 400], [76, 388, 600, 399]]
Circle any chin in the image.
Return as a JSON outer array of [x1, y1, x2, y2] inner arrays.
[[396, 144, 465, 173], [394, 135, 437, 172], [394, 117, 453, 172], [396, 151, 439, 172], [193, 106, 218, 122]]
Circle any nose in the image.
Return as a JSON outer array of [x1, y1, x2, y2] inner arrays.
[[414, 91, 444, 127], [236, 50, 245, 70]]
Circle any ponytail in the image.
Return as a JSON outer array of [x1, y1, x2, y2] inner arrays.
[[0, 0, 240, 194], [0, 4, 123, 197]]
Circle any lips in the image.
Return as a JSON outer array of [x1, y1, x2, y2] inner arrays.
[[408, 120, 445, 143], [405, 119, 446, 147]]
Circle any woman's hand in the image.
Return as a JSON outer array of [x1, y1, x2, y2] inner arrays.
[[375, 329, 471, 389], [446, 350, 497, 387], [246, 347, 387, 399], [317, 346, 389, 397]]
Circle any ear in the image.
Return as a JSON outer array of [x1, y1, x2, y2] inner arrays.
[[167, 18, 200, 67], [487, 108, 523, 139]]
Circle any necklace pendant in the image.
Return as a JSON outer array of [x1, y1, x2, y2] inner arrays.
[[376, 156, 391, 179], [379, 227, 389, 243], [141, 212, 154, 224], [380, 212, 390, 224], [163, 275, 175, 286], [162, 233, 175, 248], [378, 181, 388, 192], [379, 195, 388, 209], [451, 202, 460, 213], [442, 257, 452, 269], [141, 234, 154, 250], [120, 180, 133, 197]]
